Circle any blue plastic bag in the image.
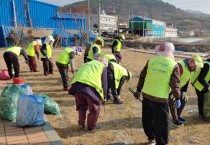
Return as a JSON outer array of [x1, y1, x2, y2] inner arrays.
[[16, 95, 45, 127], [19, 84, 33, 95]]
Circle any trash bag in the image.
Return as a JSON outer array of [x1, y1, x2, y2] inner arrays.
[[16, 95, 45, 127], [203, 92, 210, 121], [0, 84, 26, 120], [19, 84, 33, 95], [37, 94, 60, 115], [0, 69, 10, 80]]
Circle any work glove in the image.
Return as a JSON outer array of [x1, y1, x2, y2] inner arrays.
[[45, 55, 48, 59], [182, 92, 188, 102], [134, 91, 141, 99]]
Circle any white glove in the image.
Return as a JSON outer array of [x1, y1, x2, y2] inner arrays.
[[208, 86, 210, 92], [182, 92, 188, 102], [170, 95, 176, 101]]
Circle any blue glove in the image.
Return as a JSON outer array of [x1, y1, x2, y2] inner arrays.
[[176, 99, 181, 108], [45, 55, 48, 59]]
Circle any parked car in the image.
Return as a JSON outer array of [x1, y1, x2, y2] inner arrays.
[[101, 31, 115, 38]]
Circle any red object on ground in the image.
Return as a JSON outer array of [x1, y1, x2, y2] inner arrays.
[[13, 77, 24, 84], [0, 69, 10, 80]]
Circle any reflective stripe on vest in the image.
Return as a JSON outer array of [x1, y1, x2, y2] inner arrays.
[[71, 60, 105, 100], [112, 39, 122, 52], [191, 61, 210, 91], [26, 41, 37, 57], [41, 44, 52, 58], [57, 47, 75, 65], [6, 46, 22, 56], [142, 56, 177, 99], [111, 62, 128, 88], [178, 60, 192, 88], [87, 44, 101, 60]]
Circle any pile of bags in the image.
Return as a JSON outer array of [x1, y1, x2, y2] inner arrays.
[[0, 79, 61, 127]]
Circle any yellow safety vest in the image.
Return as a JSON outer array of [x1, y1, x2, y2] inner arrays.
[[41, 43, 52, 58], [87, 44, 101, 60], [142, 56, 177, 99], [6, 46, 22, 56], [26, 41, 37, 57], [178, 60, 192, 88], [191, 61, 210, 91], [57, 47, 75, 65], [71, 60, 105, 100], [112, 39, 122, 52], [111, 62, 128, 89]]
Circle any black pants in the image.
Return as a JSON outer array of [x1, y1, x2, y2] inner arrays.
[[3, 53, 19, 78], [56, 63, 69, 89], [195, 89, 206, 116], [142, 97, 169, 145], [41, 58, 53, 75]]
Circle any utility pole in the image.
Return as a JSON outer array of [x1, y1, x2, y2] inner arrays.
[[12, 0, 17, 27], [143, 16, 145, 37], [132, 10, 134, 37], [88, 0, 90, 30], [98, 0, 101, 36]]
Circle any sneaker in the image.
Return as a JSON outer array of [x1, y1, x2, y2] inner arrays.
[[178, 117, 185, 122], [148, 139, 156, 145], [113, 99, 123, 104], [173, 120, 183, 126]]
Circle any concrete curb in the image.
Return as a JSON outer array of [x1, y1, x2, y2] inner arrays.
[[43, 116, 64, 145]]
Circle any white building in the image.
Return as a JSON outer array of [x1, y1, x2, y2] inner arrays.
[[165, 27, 178, 38], [90, 11, 118, 32]]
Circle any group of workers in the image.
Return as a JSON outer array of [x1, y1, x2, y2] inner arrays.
[[135, 42, 209, 145], [3, 34, 210, 145]]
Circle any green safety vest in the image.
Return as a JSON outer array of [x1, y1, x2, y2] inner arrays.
[[111, 62, 128, 89], [41, 43, 52, 58], [112, 39, 122, 52], [71, 60, 105, 100], [57, 47, 75, 65], [87, 44, 101, 60], [142, 56, 177, 99], [26, 41, 37, 57], [178, 60, 192, 88], [191, 61, 210, 91], [6, 46, 22, 56]]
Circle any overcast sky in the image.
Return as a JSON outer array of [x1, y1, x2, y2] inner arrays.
[[40, 0, 210, 15]]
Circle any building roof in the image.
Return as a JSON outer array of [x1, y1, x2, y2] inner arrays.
[[56, 13, 86, 20], [129, 16, 152, 22], [35, 0, 60, 8]]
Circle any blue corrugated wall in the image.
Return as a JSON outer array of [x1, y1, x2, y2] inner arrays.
[[0, 0, 93, 47]]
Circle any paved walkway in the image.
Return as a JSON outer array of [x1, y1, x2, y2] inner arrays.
[[0, 116, 63, 145]]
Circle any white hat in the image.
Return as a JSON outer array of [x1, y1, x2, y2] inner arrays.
[[47, 35, 54, 42], [36, 39, 42, 46]]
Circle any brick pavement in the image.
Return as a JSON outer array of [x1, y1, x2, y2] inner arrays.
[[0, 117, 63, 145]]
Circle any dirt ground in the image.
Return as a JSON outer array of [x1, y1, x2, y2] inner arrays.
[[0, 48, 210, 145]]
